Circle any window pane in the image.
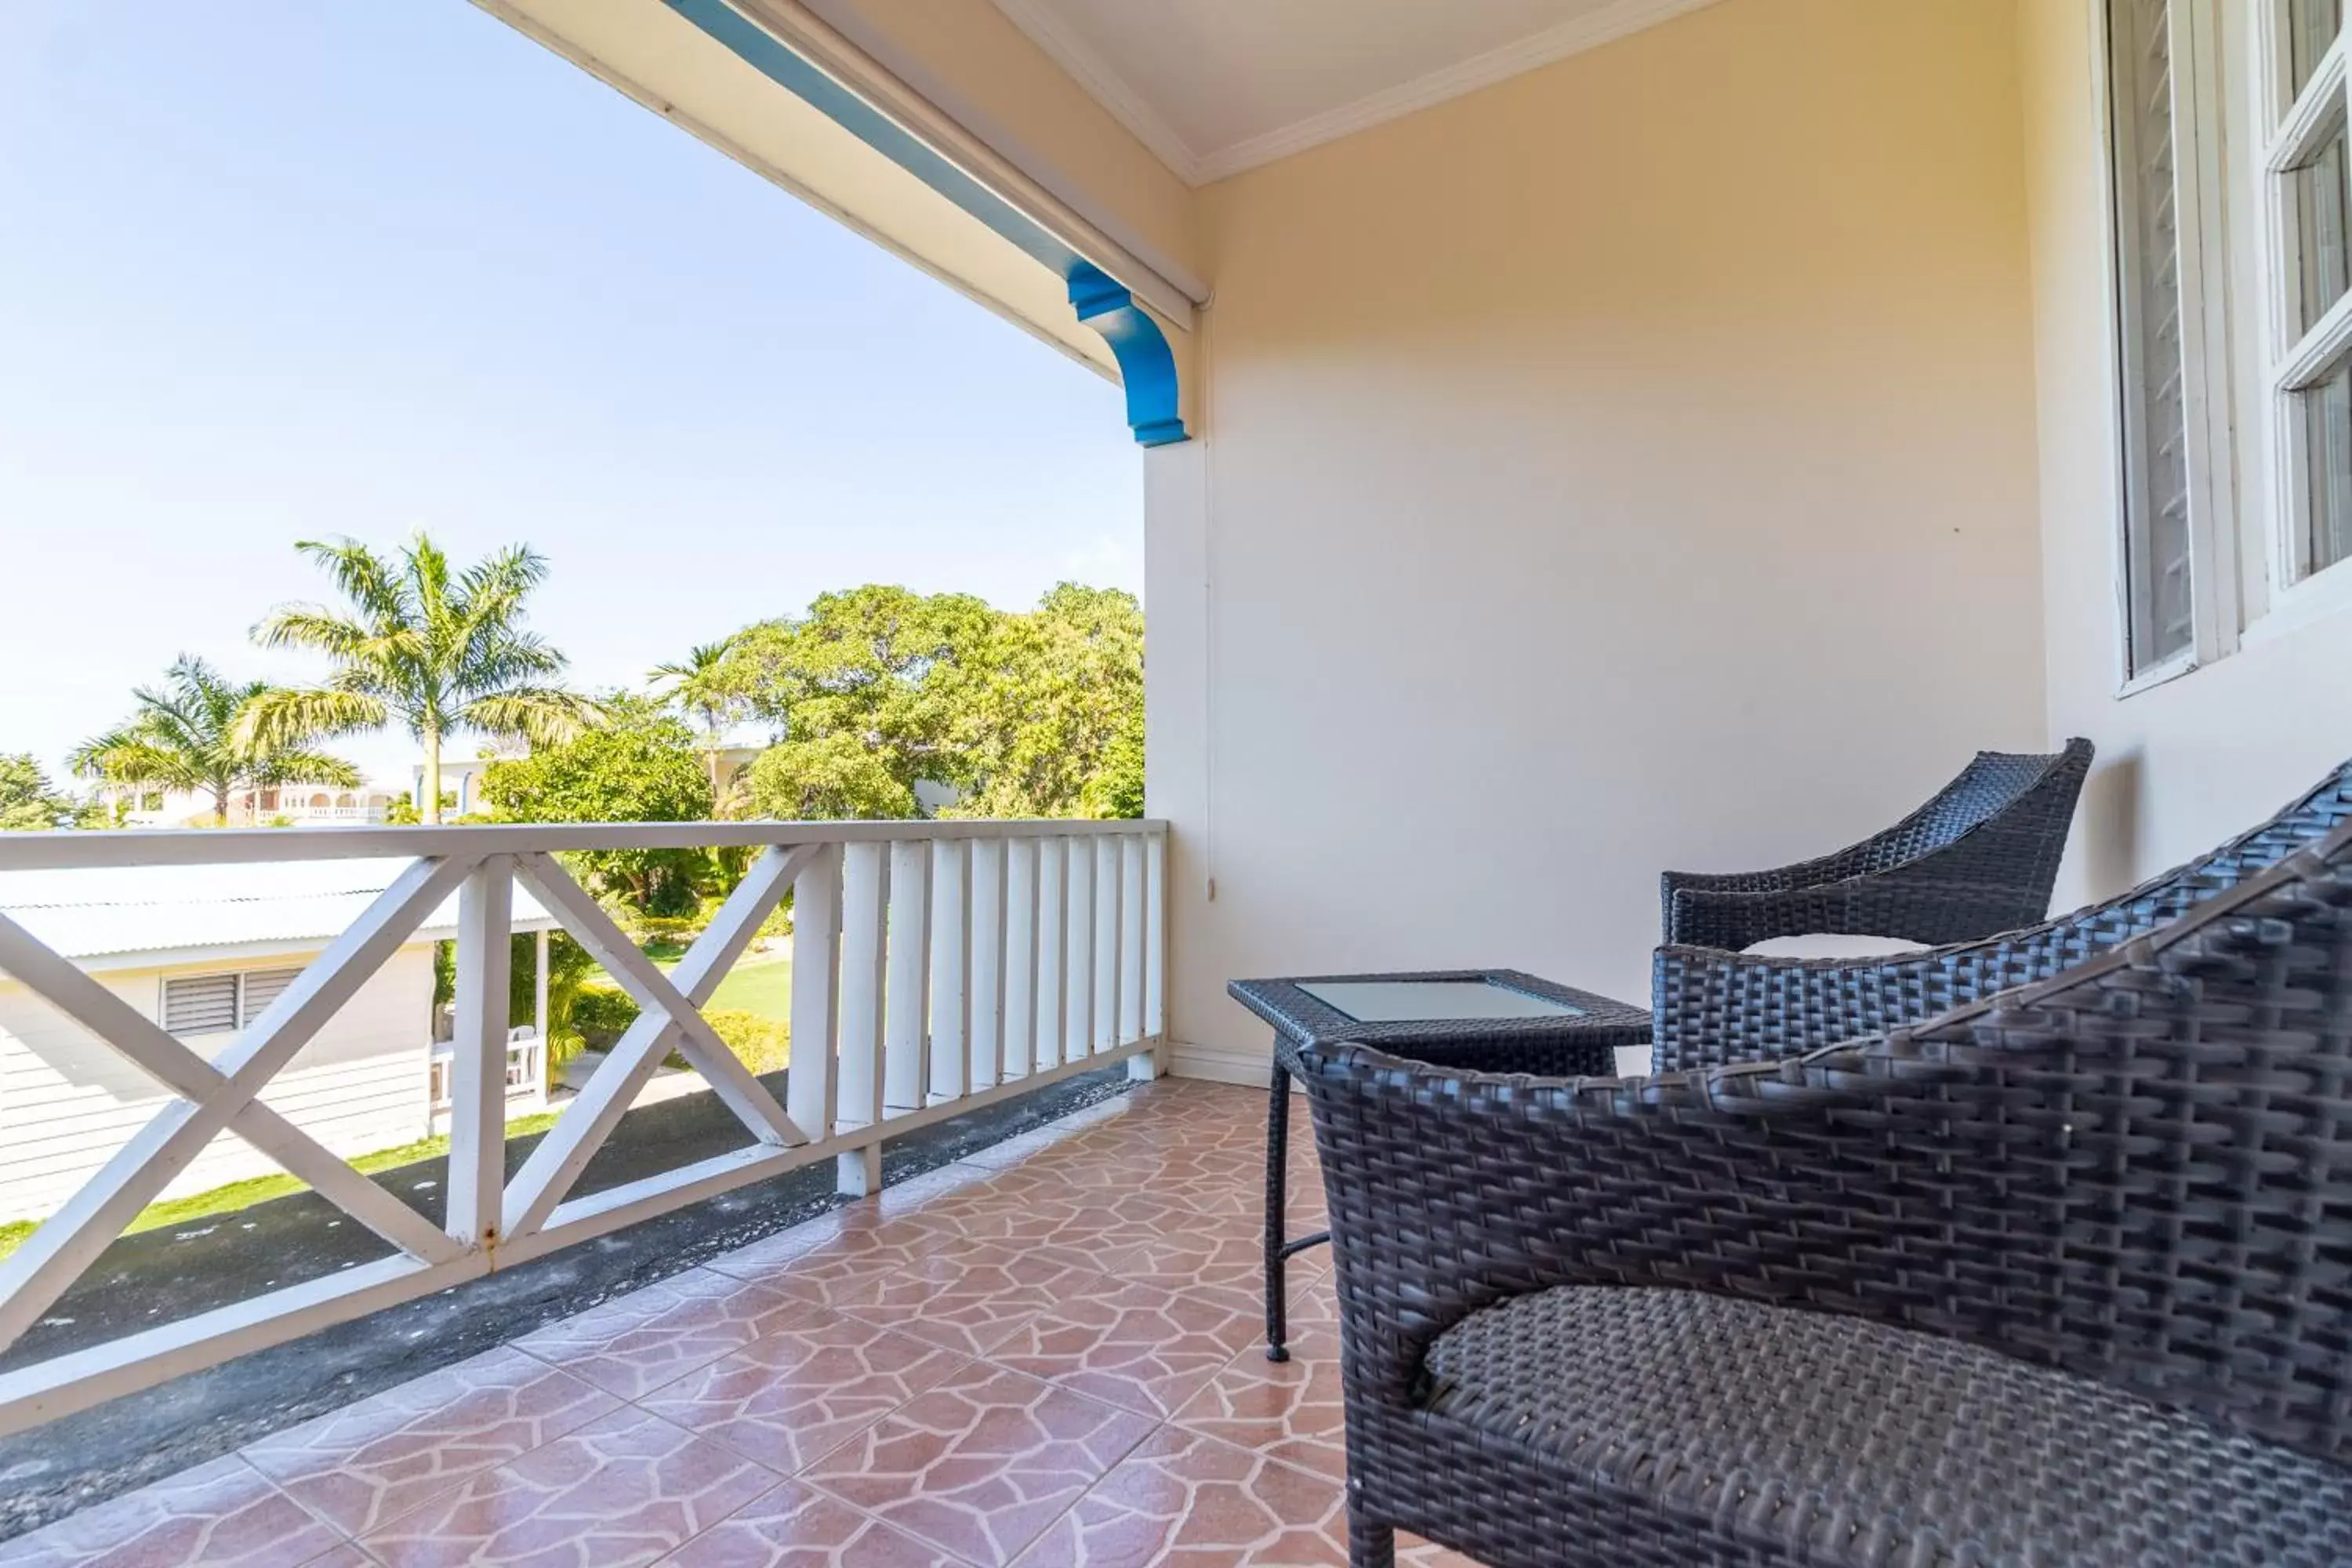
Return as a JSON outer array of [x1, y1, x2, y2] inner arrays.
[[2107, 0, 2195, 672], [2299, 354, 2352, 572], [2292, 111, 2352, 334], [2288, 0, 2343, 103]]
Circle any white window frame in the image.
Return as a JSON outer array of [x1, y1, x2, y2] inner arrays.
[[2093, 0, 2352, 691], [2249, 0, 2352, 639], [2101, 0, 2244, 694]]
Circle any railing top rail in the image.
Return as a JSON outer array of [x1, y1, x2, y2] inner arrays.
[[0, 818, 1168, 872]]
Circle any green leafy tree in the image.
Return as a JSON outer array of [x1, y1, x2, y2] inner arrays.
[[240, 534, 601, 822], [947, 585, 1145, 819], [476, 695, 714, 914], [71, 656, 361, 826], [742, 731, 916, 821], [649, 636, 746, 805], [719, 583, 1144, 823], [718, 586, 994, 813], [0, 753, 84, 832]]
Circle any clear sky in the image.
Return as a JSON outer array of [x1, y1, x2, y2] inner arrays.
[[0, 2, 1142, 786]]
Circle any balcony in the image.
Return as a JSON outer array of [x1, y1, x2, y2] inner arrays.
[[0, 1074, 1479, 1566], [0, 819, 1168, 1543]]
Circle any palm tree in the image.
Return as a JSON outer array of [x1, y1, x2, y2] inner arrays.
[[648, 636, 742, 801], [72, 655, 362, 826], [239, 535, 601, 823]]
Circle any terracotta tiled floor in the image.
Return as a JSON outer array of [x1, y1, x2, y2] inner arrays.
[[0, 1079, 1477, 1567]]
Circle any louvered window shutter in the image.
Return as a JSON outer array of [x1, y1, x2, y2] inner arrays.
[[239, 968, 302, 1026], [2107, 0, 2195, 673], [162, 975, 240, 1037]]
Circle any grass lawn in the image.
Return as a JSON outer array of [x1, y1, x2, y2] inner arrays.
[[706, 952, 791, 1021], [639, 940, 793, 1024], [0, 1109, 565, 1264]]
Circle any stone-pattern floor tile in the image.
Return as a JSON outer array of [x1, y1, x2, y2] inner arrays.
[[989, 1284, 1258, 1419], [512, 1269, 815, 1399], [835, 1246, 1125, 1359], [241, 1345, 620, 1536], [0, 1454, 342, 1568], [905, 1189, 1192, 1261], [1090, 1216, 1279, 1320], [1010, 1427, 1345, 1567], [658, 1480, 962, 1567], [1398, 1534, 1484, 1566], [636, 1309, 966, 1475], [12, 1080, 1340, 1568], [800, 1362, 1156, 1566], [296, 1547, 383, 1567], [357, 1407, 775, 1568], [711, 1218, 974, 1307], [1174, 1345, 1348, 1483]]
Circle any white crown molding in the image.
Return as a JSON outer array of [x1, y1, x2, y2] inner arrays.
[[996, 0, 1725, 187], [991, 0, 1210, 184], [1198, 0, 1726, 179]]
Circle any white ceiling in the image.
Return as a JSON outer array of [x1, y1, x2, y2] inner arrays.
[[991, 0, 1722, 184]]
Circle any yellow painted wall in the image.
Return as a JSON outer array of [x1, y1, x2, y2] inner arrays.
[[1151, 0, 2049, 1068], [2017, 1, 2352, 906]]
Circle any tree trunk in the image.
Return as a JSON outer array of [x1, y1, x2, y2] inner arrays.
[[423, 728, 443, 825]]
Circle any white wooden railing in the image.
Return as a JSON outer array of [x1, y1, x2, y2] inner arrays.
[[0, 818, 1167, 1433]]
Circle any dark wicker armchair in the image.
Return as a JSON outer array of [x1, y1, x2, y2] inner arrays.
[[1301, 821, 2352, 1567], [1653, 754, 2352, 1072], [1660, 738, 2094, 950]]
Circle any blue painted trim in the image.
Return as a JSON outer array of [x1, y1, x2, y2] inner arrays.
[[1067, 264, 1187, 446], [661, 0, 1189, 447]]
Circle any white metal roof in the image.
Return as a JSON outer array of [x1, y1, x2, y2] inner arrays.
[[0, 859, 557, 964]]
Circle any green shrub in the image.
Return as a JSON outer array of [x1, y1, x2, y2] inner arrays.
[[570, 984, 641, 1049], [664, 1008, 789, 1075]]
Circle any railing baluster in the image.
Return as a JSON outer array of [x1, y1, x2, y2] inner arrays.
[[1145, 829, 1167, 1039], [786, 844, 841, 1153], [1092, 836, 1121, 1055], [1064, 835, 1094, 1062], [884, 840, 931, 1116], [1120, 834, 1147, 1047], [967, 838, 1006, 1092], [1003, 837, 1038, 1080], [446, 857, 513, 1250], [927, 840, 969, 1103], [835, 841, 889, 1196], [1033, 837, 1066, 1069]]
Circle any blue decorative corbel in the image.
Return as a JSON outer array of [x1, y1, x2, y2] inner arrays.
[[1066, 263, 1189, 447]]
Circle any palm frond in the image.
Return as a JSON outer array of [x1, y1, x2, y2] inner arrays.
[[248, 749, 365, 789], [233, 688, 387, 750], [294, 539, 410, 629], [463, 688, 605, 750]]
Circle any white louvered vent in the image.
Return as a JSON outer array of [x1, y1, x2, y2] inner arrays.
[[161, 975, 240, 1037], [239, 968, 301, 1025]]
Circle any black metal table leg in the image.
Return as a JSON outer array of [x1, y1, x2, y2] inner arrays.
[[1264, 1045, 1292, 1361], [1265, 1038, 1333, 1362]]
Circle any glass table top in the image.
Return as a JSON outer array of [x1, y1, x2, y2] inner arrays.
[[1297, 979, 1584, 1023]]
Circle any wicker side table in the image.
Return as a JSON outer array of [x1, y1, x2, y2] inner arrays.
[[1226, 970, 1650, 1361]]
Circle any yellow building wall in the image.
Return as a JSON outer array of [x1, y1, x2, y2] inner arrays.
[[1149, 0, 2049, 1067]]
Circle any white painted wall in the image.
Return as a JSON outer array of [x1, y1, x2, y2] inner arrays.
[[1149, 0, 2049, 1075], [0, 946, 437, 1223], [2019, 1, 2352, 909]]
